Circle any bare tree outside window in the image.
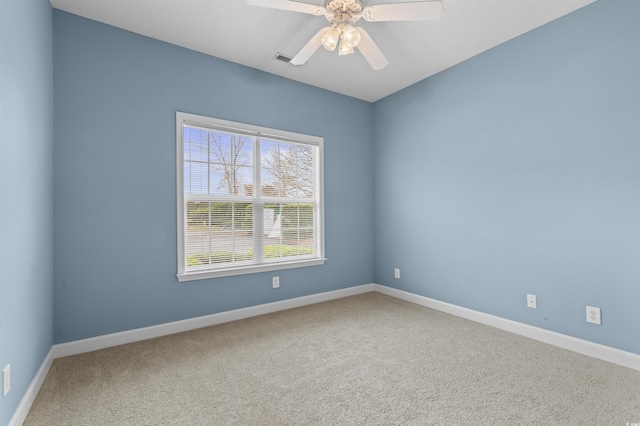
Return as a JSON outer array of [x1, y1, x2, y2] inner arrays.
[[262, 141, 314, 198], [209, 132, 252, 196]]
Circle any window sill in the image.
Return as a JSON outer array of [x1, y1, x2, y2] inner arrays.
[[177, 258, 327, 282]]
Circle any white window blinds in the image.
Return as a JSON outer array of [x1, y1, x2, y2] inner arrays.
[[176, 112, 325, 281]]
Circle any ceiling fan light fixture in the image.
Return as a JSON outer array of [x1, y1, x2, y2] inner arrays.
[[342, 24, 361, 48], [247, 0, 444, 69], [321, 26, 340, 51]]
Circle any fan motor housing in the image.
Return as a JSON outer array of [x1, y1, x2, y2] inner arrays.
[[324, 0, 363, 15]]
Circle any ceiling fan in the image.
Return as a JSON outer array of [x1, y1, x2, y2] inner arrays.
[[247, 0, 444, 70]]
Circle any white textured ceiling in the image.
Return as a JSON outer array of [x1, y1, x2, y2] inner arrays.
[[49, 0, 596, 102]]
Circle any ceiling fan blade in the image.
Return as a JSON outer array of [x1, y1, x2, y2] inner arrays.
[[363, 1, 443, 22], [355, 27, 389, 71], [247, 0, 325, 15], [289, 28, 326, 66]]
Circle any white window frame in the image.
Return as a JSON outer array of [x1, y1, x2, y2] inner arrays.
[[176, 111, 326, 282]]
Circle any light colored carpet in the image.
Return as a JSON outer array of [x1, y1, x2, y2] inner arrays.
[[25, 292, 640, 425]]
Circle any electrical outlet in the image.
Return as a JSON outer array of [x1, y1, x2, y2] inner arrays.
[[2, 364, 10, 397], [394, 268, 400, 279], [527, 294, 537, 309], [586, 306, 601, 325], [272, 276, 279, 289]]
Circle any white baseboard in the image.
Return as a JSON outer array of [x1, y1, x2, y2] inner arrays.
[[54, 284, 375, 358], [8, 347, 55, 426], [374, 284, 640, 372]]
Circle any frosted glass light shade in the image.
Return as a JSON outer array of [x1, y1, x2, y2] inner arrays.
[[342, 24, 361, 48], [338, 36, 354, 55], [321, 27, 340, 51]]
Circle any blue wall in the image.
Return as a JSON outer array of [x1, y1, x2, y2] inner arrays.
[[0, 0, 54, 423], [53, 11, 374, 344], [3, 0, 640, 421], [373, 0, 640, 355]]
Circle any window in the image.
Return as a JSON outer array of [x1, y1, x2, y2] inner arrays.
[[176, 112, 325, 281]]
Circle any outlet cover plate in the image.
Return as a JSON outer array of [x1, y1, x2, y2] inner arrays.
[[586, 306, 601, 325], [2, 364, 9, 397], [394, 268, 400, 279], [272, 276, 279, 289], [527, 294, 537, 309]]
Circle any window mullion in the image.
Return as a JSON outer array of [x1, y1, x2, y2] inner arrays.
[[207, 133, 212, 265], [253, 137, 263, 263]]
